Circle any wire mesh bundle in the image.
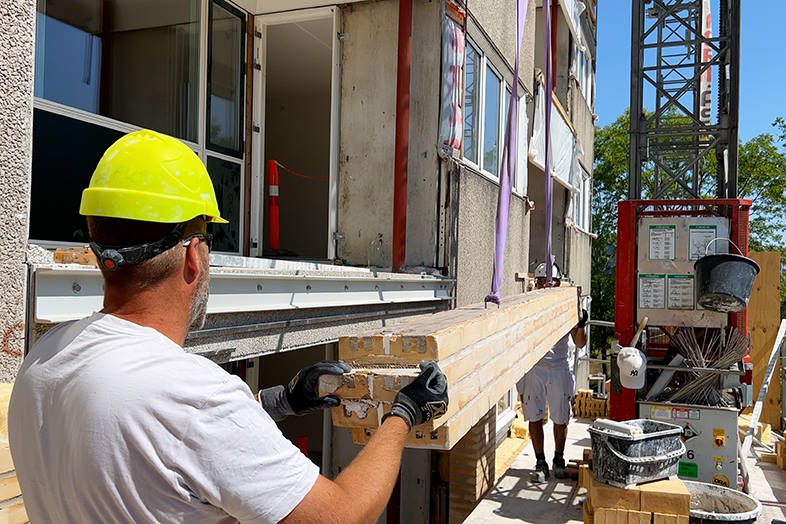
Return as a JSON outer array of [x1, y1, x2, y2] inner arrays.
[[667, 327, 748, 406]]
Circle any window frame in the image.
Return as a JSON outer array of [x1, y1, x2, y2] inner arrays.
[[206, 0, 247, 158], [462, 38, 482, 170], [30, 0, 248, 255], [462, 40, 529, 192], [479, 60, 503, 179]]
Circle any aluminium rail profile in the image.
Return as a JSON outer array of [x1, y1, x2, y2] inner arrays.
[[29, 264, 452, 324], [25, 263, 453, 358]]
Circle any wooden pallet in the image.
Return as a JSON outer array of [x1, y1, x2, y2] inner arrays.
[[321, 287, 580, 449]]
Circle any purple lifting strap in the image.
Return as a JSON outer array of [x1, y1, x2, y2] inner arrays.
[[543, 0, 554, 287], [485, 0, 530, 306]]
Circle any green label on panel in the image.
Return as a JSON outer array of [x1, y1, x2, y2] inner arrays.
[[678, 461, 699, 478]]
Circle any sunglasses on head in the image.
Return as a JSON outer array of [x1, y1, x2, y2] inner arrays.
[[182, 233, 213, 251]]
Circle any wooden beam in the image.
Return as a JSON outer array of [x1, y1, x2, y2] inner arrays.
[[746, 252, 782, 428]]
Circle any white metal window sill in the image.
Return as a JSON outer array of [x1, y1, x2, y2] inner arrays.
[[30, 261, 452, 324], [567, 222, 598, 239]]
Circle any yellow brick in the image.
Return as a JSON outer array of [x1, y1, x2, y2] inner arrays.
[[653, 514, 677, 524], [639, 478, 690, 516], [677, 516, 689, 524], [0, 445, 13, 475], [0, 475, 21, 502], [589, 475, 640, 511], [629, 511, 652, 524], [579, 464, 590, 489], [583, 500, 594, 524], [594, 508, 610, 524], [0, 500, 28, 524]]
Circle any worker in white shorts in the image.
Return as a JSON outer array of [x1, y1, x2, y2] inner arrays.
[[9, 130, 449, 524], [517, 263, 587, 482]]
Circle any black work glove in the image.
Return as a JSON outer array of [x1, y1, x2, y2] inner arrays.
[[383, 361, 449, 430], [576, 308, 589, 330], [258, 360, 351, 421]]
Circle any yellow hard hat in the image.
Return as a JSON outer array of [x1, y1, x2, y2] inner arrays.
[[80, 129, 228, 224]]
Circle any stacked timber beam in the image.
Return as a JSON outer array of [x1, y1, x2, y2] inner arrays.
[[320, 287, 580, 449]]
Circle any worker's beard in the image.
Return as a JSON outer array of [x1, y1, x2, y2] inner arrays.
[[188, 258, 210, 332]]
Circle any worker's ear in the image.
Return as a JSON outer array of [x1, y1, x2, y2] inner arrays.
[[183, 238, 204, 285]]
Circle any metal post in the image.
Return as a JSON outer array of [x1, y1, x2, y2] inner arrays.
[[726, 0, 740, 198], [628, 0, 644, 200], [392, 0, 413, 272]]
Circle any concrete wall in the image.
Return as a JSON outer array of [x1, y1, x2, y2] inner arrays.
[[470, 0, 537, 95], [0, 0, 35, 381], [337, 0, 441, 268], [455, 169, 530, 307], [566, 227, 592, 292], [570, 83, 595, 172]]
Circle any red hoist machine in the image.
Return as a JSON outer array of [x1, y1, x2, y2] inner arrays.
[[609, 1, 755, 490]]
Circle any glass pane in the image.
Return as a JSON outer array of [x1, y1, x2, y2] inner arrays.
[[207, 156, 241, 253], [483, 66, 501, 176], [30, 108, 125, 243], [208, 0, 245, 157], [34, 0, 200, 142], [463, 43, 480, 164]]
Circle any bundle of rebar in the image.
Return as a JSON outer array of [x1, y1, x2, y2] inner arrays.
[[667, 327, 748, 406]]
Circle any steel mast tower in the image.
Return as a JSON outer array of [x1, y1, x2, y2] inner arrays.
[[628, 0, 740, 200]]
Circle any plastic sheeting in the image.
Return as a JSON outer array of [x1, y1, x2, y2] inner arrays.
[[529, 83, 579, 191], [438, 13, 465, 158], [563, 0, 586, 44]]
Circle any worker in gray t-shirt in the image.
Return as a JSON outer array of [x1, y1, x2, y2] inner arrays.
[[517, 263, 587, 482]]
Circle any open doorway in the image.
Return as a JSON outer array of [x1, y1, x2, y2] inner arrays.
[[258, 11, 337, 260]]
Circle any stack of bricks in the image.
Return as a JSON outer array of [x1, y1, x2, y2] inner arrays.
[[0, 384, 28, 524], [763, 441, 786, 469], [572, 389, 609, 419], [580, 465, 690, 524]]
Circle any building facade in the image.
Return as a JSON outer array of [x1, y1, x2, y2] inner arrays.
[[0, 0, 596, 520]]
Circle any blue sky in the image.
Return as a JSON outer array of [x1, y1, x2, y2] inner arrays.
[[594, 1, 784, 141]]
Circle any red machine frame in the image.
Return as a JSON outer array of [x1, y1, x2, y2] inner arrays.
[[610, 199, 752, 421]]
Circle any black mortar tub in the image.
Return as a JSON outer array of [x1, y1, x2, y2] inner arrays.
[[694, 252, 760, 313]]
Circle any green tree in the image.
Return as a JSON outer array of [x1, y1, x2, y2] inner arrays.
[[591, 112, 786, 353]]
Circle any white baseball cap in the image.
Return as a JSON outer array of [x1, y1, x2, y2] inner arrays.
[[617, 347, 646, 390]]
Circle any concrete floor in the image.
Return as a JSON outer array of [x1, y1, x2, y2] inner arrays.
[[465, 418, 590, 524], [465, 418, 786, 524]]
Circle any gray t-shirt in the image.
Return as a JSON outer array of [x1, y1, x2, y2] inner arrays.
[[9, 313, 318, 523]]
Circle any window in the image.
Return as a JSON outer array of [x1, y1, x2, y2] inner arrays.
[[463, 43, 528, 187], [463, 42, 481, 165], [31, 0, 248, 253], [482, 66, 501, 177], [30, 110, 125, 244], [34, 0, 201, 142], [207, 156, 242, 252], [207, 0, 245, 157], [571, 169, 591, 232]]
